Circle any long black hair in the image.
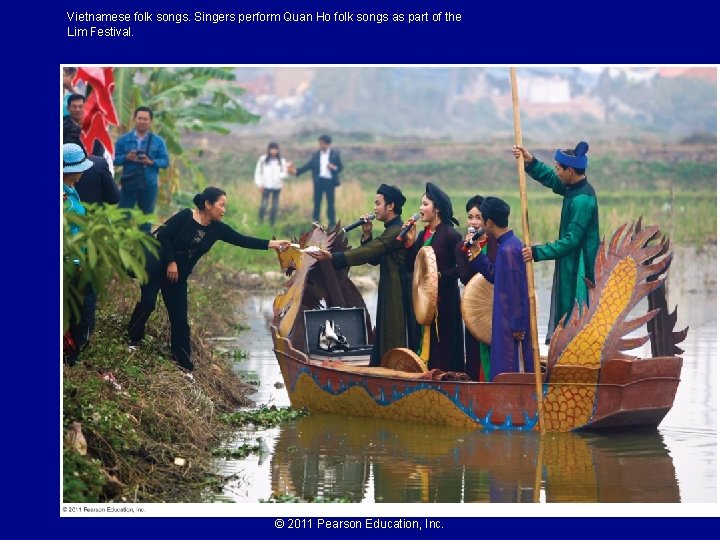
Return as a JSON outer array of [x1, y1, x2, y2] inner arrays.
[[265, 142, 282, 164]]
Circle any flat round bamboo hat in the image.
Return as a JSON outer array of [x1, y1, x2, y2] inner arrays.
[[461, 273, 494, 344], [412, 246, 438, 326], [381, 348, 428, 373]]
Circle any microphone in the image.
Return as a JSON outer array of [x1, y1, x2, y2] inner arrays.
[[342, 212, 375, 233], [396, 213, 421, 241], [465, 226, 484, 248]]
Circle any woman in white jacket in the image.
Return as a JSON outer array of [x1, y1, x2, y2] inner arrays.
[[254, 142, 289, 225]]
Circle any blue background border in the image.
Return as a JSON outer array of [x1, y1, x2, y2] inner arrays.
[[10, 0, 717, 532]]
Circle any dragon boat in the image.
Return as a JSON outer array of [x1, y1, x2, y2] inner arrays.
[[270, 219, 687, 432]]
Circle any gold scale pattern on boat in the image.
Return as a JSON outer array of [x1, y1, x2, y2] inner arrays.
[[545, 257, 637, 431]]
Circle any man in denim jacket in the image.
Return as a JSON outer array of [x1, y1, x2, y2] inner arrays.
[[115, 106, 170, 231]]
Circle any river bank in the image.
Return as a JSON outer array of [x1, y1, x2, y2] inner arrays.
[[62, 273, 256, 503]]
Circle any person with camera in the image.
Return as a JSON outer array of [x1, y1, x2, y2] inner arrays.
[[115, 106, 169, 232], [126, 187, 291, 375]]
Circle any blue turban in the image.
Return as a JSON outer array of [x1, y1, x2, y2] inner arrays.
[[555, 141, 590, 169]]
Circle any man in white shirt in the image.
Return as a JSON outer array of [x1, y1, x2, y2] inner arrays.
[[295, 134, 344, 226]]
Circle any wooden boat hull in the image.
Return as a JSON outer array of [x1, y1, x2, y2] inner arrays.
[[273, 328, 682, 432]]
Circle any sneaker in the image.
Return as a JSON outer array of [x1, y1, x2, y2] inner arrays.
[[333, 324, 348, 346], [183, 372, 195, 381], [324, 320, 339, 341], [318, 323, 331, 351], [128, 345, 138, 352]]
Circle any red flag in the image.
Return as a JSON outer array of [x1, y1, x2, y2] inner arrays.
[[81, 110, 114, 156], [76, 67, 118, 125]]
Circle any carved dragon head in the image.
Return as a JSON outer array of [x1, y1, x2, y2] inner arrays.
[[272, 223, 374, 351]]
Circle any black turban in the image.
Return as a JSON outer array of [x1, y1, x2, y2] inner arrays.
[[425, 183, 460, 226], [466, 195, 485, 213], [480, 196, 510, 227], [377, 183, 406, 208]]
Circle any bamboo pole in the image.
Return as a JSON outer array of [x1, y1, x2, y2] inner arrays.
[[534, 435, 544, 502], [510, 67, 545, 434]]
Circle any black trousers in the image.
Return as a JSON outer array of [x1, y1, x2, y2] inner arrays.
[[312, 179, 336, 226], [66, 284, 97, 366], [127, 270, 193, 371], [258, 188, 280, 225]]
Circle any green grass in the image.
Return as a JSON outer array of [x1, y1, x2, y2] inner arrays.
[[212, 442, 262, 459], [219, 406, 309, 427], [169, 182, 715, 274], [156, 143, 715, 273], [259, 494, 351, 503]]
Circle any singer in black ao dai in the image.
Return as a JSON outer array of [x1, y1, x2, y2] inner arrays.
[[404, 183, 464, 372]]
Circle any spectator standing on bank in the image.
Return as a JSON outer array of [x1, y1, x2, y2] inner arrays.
[[295, 134, 343, 226], [115, 106, 169, 232], [255, 142, 289, 225]]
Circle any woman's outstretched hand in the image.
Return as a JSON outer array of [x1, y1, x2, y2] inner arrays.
[[269, 239, 291, 252]]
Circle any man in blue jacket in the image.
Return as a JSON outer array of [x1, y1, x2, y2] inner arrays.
[[115, 106, 170, 231], [469, 197, 533, 380], [295, 134, 344, 226]]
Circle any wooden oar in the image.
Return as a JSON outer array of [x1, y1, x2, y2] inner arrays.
[[510, 67, 546, 434]]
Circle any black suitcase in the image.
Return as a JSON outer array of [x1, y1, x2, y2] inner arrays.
[[303, 307, 373, 362]]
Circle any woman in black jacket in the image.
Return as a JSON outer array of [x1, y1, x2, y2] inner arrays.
[[403, 183, 465, 373], [127, 187, 290, 372]]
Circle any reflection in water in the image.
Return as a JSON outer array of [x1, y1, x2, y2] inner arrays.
[[269, 414, 679, 503]]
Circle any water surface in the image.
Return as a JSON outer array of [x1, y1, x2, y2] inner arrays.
[[216, 247, 716, 503]]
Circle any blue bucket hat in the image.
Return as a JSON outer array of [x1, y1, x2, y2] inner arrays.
[[554, 141, 589, 170], [63, 143, 93, 174]]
